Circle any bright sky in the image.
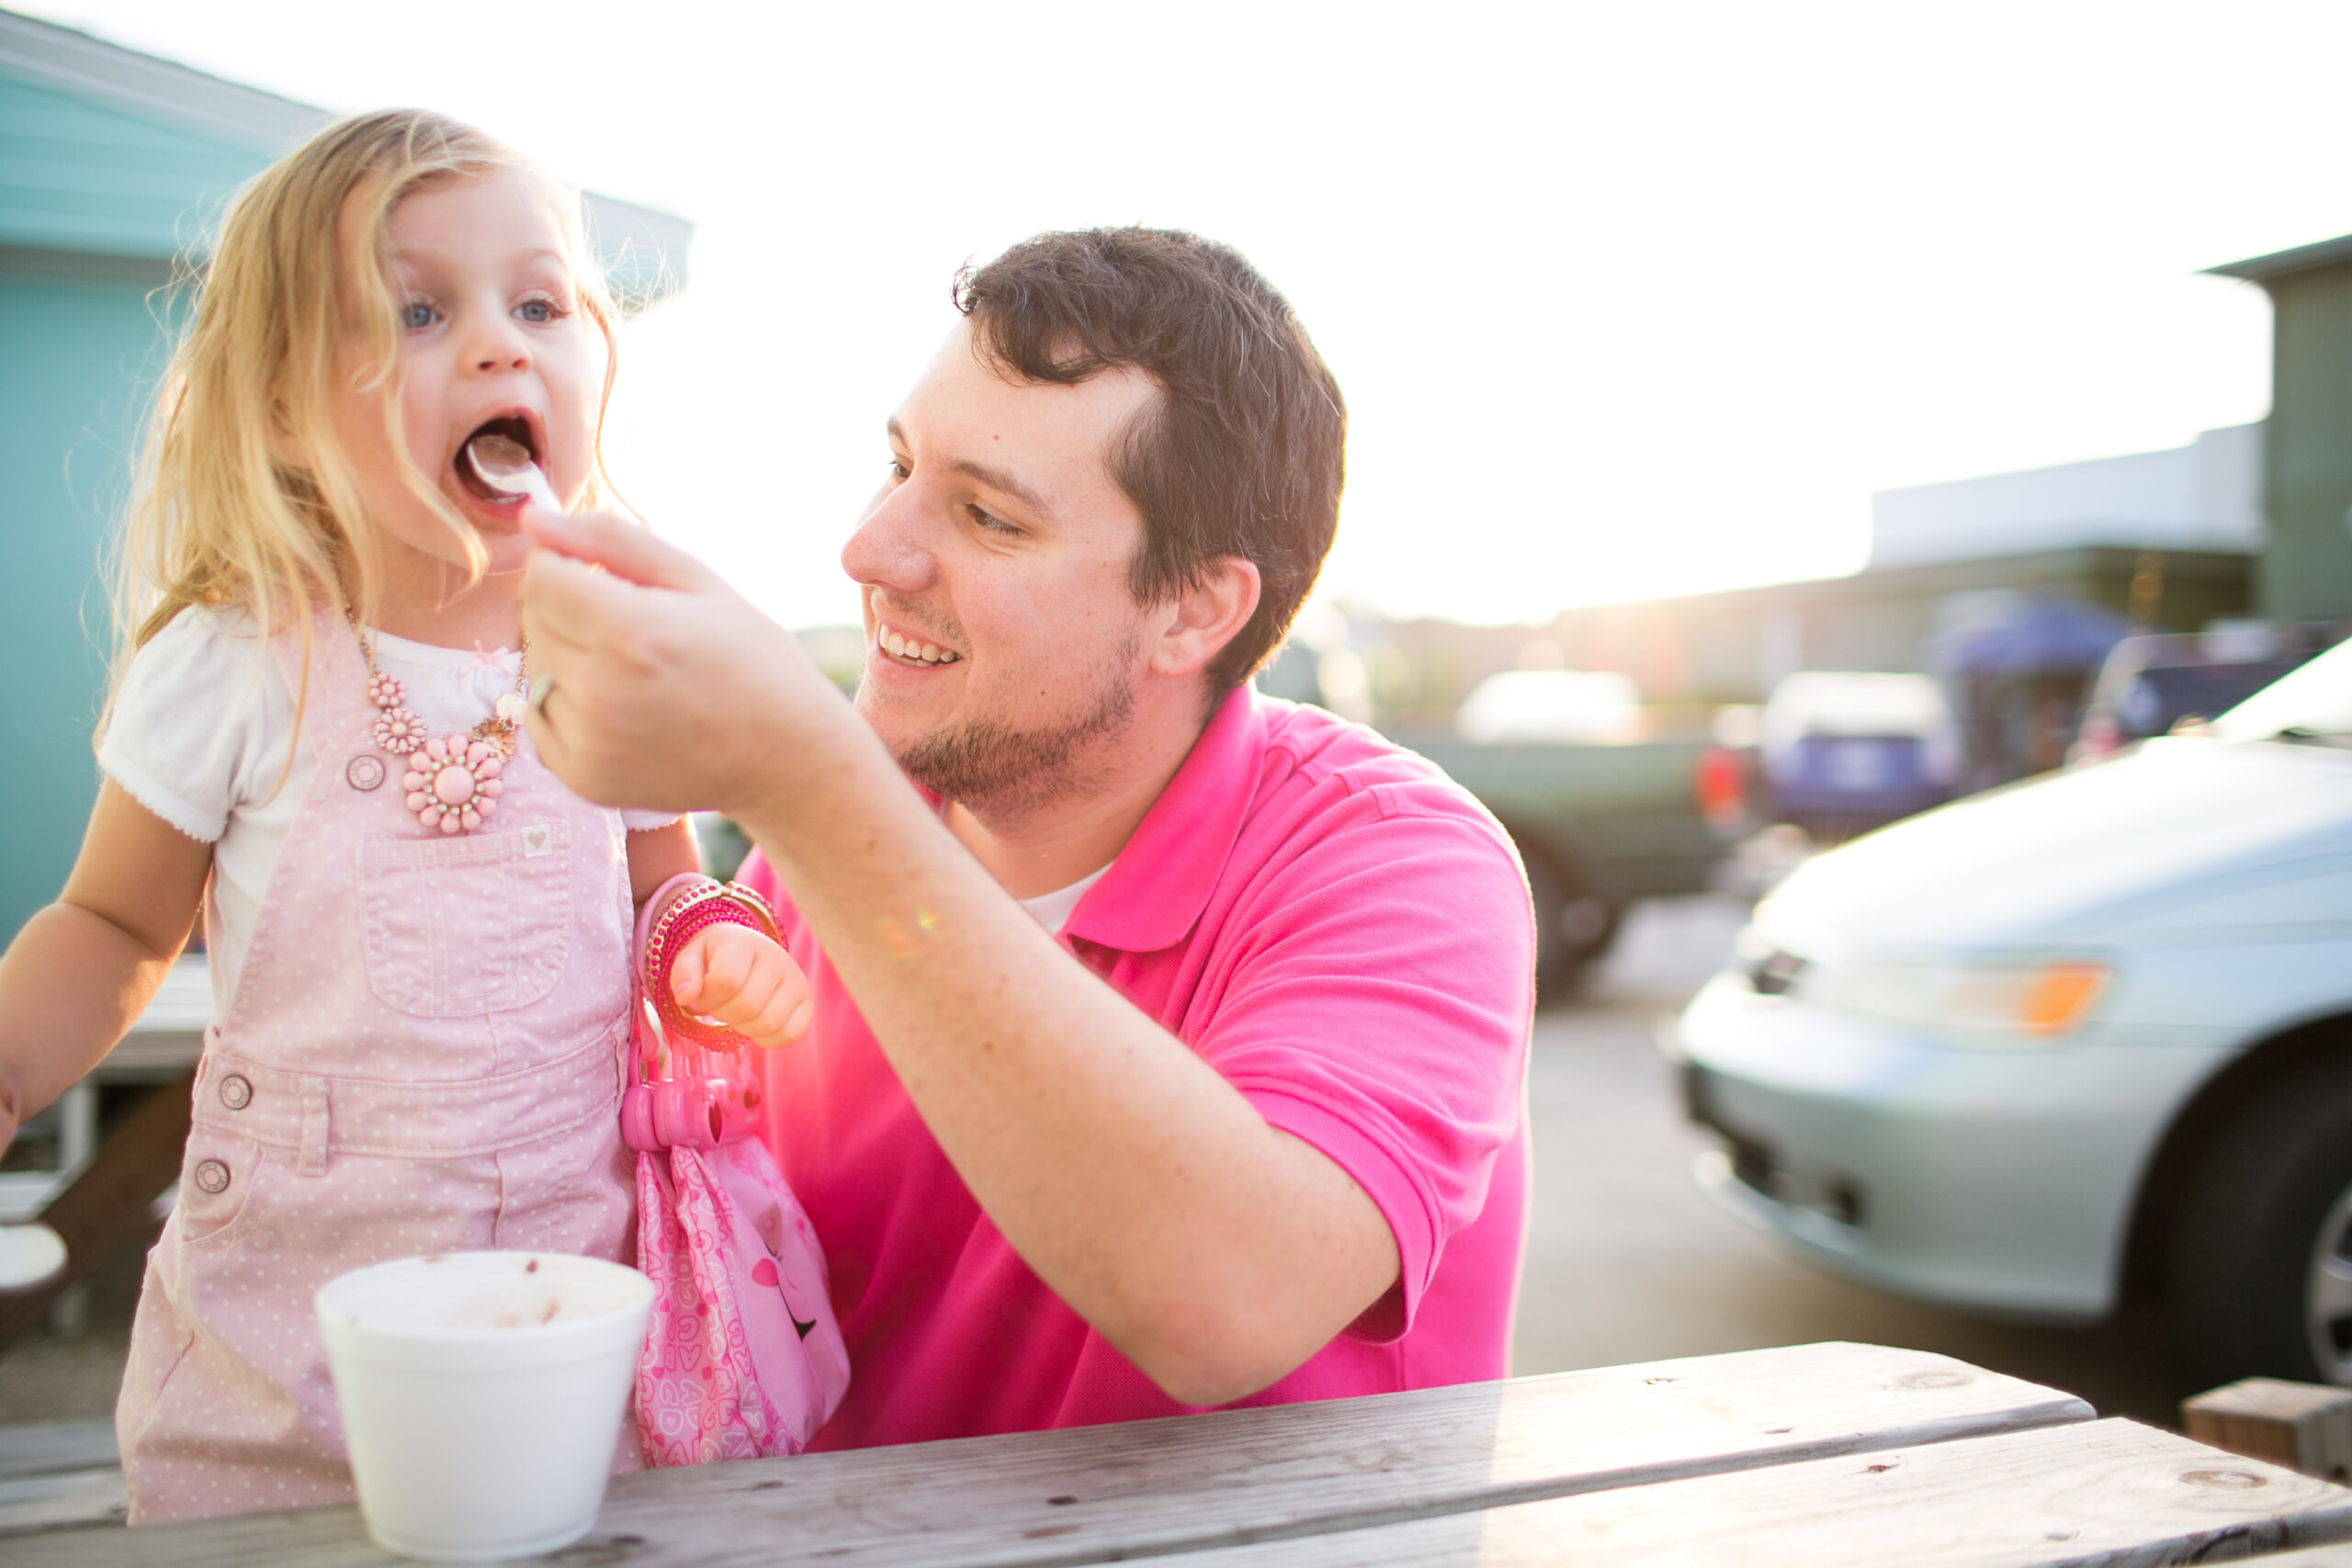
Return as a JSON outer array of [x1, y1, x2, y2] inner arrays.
[[20, 1, 2348, 629]]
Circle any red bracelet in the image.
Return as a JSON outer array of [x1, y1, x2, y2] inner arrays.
[[642, 879, 782, 1048]]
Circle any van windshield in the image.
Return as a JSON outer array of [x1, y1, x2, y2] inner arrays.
[[2212, 637, 2352, 742]]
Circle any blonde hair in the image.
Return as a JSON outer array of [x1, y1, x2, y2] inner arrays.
[[109, 108, 620, 710]]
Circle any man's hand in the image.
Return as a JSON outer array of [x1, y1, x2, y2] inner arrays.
[[671, 923, 814, 1051], [519, 507, 854, 819]]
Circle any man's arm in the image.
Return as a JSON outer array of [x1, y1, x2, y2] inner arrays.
[[523, 513, 1397, 1404]]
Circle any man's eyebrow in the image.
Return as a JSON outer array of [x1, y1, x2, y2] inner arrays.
[[888, 417, 1056, 517]]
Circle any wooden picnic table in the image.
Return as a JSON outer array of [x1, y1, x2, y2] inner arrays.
[[13, 1340, 2352, 1566]]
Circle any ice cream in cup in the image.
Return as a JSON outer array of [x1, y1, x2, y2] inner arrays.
[[316, 1251, 653, 1562]]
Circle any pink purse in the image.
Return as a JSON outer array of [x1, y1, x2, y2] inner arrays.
[[625, 880, 851, 1465]]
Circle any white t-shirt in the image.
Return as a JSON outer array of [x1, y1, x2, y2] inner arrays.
[[1019, 863, 1110, 935], [98, 605, 676, 1011]]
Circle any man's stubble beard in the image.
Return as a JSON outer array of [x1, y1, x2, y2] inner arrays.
[[874, 636, 1140, 824]]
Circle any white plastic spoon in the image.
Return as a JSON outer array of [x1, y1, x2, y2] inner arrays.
[[464, 433, 562, 513], [0, 1223, 65, 1292]]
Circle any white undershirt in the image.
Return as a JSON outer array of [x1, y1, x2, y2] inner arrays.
[[1019, 863, 1111, 935], [98, 604, 675, 1011]]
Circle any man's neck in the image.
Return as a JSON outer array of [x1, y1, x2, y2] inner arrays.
[[945, 689, 1224, 900]]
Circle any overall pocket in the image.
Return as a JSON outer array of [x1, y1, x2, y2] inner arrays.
[[357, 822, 573, 1016]]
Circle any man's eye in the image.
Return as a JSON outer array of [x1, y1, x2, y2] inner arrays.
[[400, 301, 436, 331], [886, 458, 910, 481], [968, 504, 1018, 536]]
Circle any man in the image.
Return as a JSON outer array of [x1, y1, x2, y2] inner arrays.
[[522, 229, 1532, 1447]]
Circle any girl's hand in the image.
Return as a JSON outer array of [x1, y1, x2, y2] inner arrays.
[[668, 923, 813, 1050]]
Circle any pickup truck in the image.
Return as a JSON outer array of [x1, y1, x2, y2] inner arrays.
[[1389, 728, 1747, 995]]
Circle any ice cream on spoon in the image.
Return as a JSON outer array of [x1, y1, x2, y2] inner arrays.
[[464, 432, 562, 513]]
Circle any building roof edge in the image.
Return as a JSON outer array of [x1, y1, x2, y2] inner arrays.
[[2205, 232, 2352, 282], [0, 8, 328, 150], [0, 9, 690, 298]]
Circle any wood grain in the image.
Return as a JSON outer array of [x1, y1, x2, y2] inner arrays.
[[2185, 1378, 2352, 1481], [0, 1419, 117, 1481], [1170, 1418, 2352, 1567], [13, 1341, 2092, 1567], [0, 1419, 126, 1537], [0, 1468, 126, 1538]]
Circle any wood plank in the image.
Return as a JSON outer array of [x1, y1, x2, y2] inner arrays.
[[0, 1469, 126, 1536], [0, 1420, 117, 1481], [1168, 1418, 2352, 1567], [14, 1341, 2092, 1567], [2185, 1378, 2352, 1481]]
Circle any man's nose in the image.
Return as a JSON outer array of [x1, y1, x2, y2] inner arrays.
[[842, 482, 937, 592]]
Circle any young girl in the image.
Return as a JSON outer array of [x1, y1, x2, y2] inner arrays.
[[0, 110, 811, 1525]]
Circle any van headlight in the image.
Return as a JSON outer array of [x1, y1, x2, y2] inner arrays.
[[1788, 956, 2112, 1040]]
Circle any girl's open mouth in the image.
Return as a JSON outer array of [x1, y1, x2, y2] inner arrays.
[[456, 416, 538, 502]]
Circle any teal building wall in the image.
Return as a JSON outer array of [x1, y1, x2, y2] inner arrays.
[[0, 65, 277, 942]]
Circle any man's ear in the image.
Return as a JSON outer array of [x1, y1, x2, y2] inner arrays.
[[1150, 557, 1261, 680]]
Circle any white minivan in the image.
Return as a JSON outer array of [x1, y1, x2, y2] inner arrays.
[[1673, 636, 2352, 1384]]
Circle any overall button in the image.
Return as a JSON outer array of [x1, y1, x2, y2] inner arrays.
[[191, 1159, 231, 1195], [345, 754, 386, 791], [218, 1075, 253, 1111]]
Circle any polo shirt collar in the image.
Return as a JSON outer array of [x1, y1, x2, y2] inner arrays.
[[1064, 683, 1264, 954]]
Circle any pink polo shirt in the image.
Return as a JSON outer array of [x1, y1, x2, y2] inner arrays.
[[739, 685, 1533, 1449]]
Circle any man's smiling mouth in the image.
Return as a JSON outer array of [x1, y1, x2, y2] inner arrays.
[[877, 625, 960, 667]]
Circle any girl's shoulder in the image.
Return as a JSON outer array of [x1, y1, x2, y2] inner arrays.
[[119, 604, 287, 711], [144, 600, 273, 653], [102, 604, 300, 841]]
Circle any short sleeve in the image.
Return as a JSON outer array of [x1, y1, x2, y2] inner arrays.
[[622, 809, 684, 833], [1198, 799, 1533, 1341], [97, 607, 288, 843]]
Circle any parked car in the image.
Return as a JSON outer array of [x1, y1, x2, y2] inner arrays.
[[1671, 635, 2352, 1385], [1758, 671, 1961, 840], [1453, 670, 1642, 745], [1404, 672, 1748, 997], [2069, 619, 2349, 764]]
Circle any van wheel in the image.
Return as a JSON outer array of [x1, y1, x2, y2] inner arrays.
[[1523, 852, 1619, 1004], [2165, 1063, 2352, 1387]]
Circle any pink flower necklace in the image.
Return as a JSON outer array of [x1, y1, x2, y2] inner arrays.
[[347, 608, 530, 836]]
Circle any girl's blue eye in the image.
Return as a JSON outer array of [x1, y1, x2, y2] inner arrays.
[[400, 301, 435, 331], [514, 299, 556, 324]]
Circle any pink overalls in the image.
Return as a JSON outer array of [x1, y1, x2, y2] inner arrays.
[[117, 617, 639, 1524]]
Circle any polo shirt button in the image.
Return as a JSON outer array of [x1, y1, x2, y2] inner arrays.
[[346, 755, 386, 791], [219, 1075, 253, 1111], [192, 1159, 231, 1195]]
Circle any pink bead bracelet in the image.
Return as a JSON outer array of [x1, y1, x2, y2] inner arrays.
[[639, 875, 783, 1049]]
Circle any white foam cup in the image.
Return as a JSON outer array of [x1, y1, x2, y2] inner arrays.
[[316, 1251, 653, 1562]]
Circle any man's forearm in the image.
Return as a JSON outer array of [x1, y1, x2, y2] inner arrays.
[[514, 512, 1399, 1399], [736, 726, 1399, 1404]]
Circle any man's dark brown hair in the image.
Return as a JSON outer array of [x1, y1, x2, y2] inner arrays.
[[955, 228, 1346, 693]]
